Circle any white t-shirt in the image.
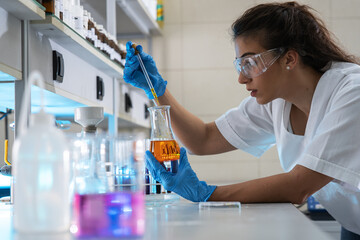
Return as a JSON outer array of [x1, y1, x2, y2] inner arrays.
[[215, 62, 360, 234]]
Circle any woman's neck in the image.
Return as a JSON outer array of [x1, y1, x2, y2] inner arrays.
[[284, 66, 322, 117]]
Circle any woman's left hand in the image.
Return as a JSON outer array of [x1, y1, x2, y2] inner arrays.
[[145, 147, 216, 202]]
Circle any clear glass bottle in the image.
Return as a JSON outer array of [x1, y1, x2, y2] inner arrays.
[[70, 137, 145, 238]]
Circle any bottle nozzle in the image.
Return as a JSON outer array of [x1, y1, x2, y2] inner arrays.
[[2, 139, 11, 176], [4, 139, 11, 166]]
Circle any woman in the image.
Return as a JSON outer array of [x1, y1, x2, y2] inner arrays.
[[124, 2, 360, 239]]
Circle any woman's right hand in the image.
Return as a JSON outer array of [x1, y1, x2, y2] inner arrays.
[[123, 41, 167, 99]]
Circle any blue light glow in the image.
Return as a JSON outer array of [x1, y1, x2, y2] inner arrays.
[[0, 82, 86, 116], [0, 175, 11, 187], [30, 85, 86, 116]]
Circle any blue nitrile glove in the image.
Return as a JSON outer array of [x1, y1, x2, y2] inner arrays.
[[145, 147, 217, 202], [124, 41, 167, 99]]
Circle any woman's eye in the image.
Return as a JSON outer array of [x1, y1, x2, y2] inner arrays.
[[243, 58, 257, 69]]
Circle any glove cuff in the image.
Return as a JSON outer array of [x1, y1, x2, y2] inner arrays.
[[146, 80, 167, 99], [197, 181, 217, 202], [157, 80, 167, 98], [203, 185, 217, 202]]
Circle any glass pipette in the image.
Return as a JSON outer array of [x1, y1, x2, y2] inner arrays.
[[131, 44, 160, 106]]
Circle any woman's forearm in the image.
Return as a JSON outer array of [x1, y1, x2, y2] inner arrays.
[[208, 165, 333, 204], [158, 89, 235, 155], [158, 90, 206, 153], [209, 173, 302, 203]]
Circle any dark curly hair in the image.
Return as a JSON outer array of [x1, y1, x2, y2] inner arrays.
[[232, 2, 358, 72]]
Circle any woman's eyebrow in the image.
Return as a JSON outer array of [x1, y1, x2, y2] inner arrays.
[[240, 52, 256, 58]]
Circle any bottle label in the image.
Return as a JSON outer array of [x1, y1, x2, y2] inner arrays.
[[157, 4, 164, 22]]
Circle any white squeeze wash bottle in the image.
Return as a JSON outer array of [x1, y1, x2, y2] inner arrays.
[[12, 71, 71, 232]]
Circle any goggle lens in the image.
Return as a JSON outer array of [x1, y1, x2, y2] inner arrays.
[[234, 48, 284, 78]]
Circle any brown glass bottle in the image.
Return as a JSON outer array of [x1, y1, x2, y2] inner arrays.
[[42, 0, 55, 14]]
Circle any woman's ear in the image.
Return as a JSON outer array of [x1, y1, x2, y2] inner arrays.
[[282, 49, 299, 70]]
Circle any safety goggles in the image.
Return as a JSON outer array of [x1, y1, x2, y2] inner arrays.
[[233, 47, 285, 78]]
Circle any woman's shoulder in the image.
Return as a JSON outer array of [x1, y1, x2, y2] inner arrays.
[[320, 62, 360, 90], [324, 62, 360, 78], [316, 62, 360, 109]]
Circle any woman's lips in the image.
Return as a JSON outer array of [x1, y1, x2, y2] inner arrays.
[[250, 90, 257, 97]]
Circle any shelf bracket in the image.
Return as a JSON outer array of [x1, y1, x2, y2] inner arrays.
[[106, 0, 116, 36], [15, 20, 30, 138], [108, 77, 119, 136]]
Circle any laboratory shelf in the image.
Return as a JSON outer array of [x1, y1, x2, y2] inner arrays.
[[0, 0, 45, 20], [80, 0, 162, 38], [0, 82, 149, 128], [0, 63, 21, 82], [0, 1, 152, 130], [31, 14, 124, 79], [40, 82, 113, 115], [116, 0, 162, 37], [38, 83, 150, 128], [0, 81, 112, 116], [0, 66, 114, 117]]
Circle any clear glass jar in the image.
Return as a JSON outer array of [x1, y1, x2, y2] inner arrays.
[[69, 136, 145, 238]]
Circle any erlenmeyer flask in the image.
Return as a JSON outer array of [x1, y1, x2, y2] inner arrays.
[[148, 105, 180, 162]]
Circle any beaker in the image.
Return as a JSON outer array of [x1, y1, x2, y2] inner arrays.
[[69, 136, 145, 238], [148, 105, 180, 163]]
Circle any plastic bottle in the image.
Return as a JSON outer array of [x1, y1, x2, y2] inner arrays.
[[12, 71, 71, 233]]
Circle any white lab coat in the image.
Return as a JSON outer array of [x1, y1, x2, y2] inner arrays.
[[215, 62, 360, 234]]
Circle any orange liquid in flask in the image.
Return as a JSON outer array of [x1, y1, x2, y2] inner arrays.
[[150, 140, 180, 162]]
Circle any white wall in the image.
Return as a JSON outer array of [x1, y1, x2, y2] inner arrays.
[[148, 0, 360, 185]]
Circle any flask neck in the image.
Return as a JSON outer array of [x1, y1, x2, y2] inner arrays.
[[148, 105, 175, 140]]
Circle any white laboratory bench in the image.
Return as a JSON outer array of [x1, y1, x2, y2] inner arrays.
[[0, 200, 332, 240]]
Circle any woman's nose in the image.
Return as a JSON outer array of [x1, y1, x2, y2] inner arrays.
[[238, 73, 251, 84]]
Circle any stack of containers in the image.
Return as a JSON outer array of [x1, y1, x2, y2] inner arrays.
[[42, 0, 126, 65]]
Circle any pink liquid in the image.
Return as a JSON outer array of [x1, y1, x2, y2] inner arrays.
[[73, 191, 145, 238]]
